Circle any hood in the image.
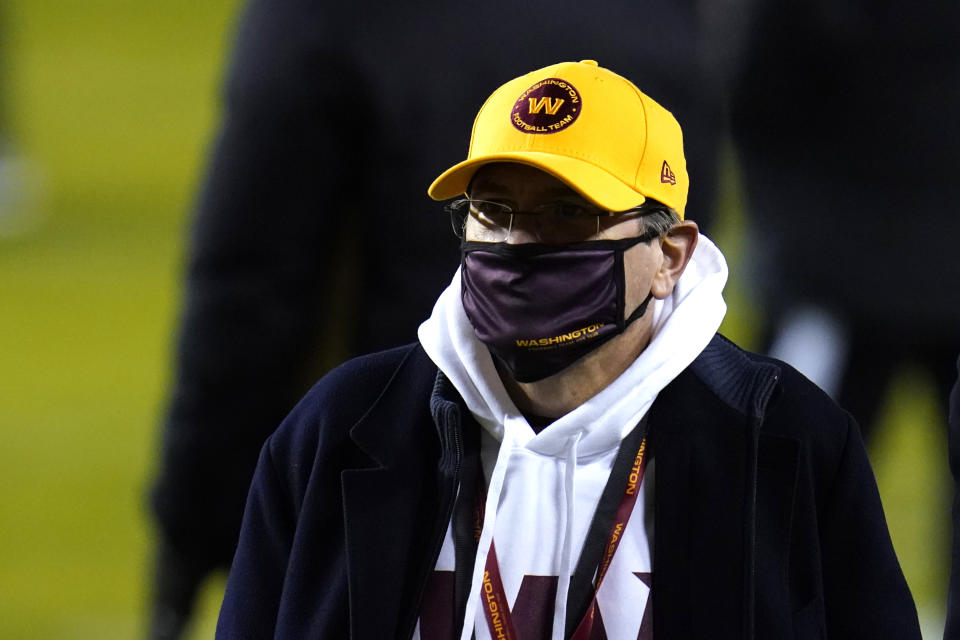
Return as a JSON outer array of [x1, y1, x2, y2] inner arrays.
[[418, 233, 729, 459]]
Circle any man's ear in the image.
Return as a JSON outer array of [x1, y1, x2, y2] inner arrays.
[[650, 221, 699, 299]]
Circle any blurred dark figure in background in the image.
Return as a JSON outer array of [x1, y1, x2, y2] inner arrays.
[[728, 2, 960, 437], [950, 356, 960, 638], [724, 3, 960, 633], [146, 2, 724, 637]]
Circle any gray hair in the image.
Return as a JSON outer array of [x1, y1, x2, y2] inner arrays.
[[638, 203, 682, 237]]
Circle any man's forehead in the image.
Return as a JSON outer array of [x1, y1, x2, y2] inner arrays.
[[469, 163, 584, 200]]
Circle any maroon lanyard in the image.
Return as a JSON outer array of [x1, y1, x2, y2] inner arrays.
[[475, 437, 650, 640]]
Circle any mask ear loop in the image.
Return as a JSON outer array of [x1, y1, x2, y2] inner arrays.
[[615, 248, 627, 331], [618, 219, 662, 328], [625, 291, 655, 325], [615, 225, 657, 332]]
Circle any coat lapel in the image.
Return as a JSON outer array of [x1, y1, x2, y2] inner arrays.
[[342, 463, 436, 638], [340, 346, 446, 639]]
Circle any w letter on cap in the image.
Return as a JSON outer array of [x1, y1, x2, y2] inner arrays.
[[660, 161, 677, 185], [528, 97, 565, 115]]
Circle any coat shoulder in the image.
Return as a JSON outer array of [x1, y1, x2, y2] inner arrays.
[[690, 334, 855, 449], [266, 342, 435, 468]]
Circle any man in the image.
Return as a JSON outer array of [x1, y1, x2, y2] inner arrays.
[[217, 60, 919, 639], [149, 3, 724, 634]]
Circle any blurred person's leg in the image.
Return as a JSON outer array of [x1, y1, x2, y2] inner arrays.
[[148, 539, 209, 640], [833, 326, 902, 442], [764, 308, 960, 444], [833, 327, 960, 443], [767, 305, 849, 397]]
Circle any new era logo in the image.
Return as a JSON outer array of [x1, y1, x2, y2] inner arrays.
[[660, 161, 677, 185]]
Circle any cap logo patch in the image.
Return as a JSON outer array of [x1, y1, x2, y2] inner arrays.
[[511, 78, 581, 134], [660, 160, 677, 185]]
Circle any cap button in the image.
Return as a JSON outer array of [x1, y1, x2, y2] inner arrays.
[[580, 59, 598, 66]]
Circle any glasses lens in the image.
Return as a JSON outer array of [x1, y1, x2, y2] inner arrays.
[[446, 200, 469, 239], [530, 203, 602, 243], [464, 200, 512, 242], [446, 199, 514, 241]]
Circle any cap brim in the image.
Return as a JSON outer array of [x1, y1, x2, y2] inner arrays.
[[427, 151, 647, 212]]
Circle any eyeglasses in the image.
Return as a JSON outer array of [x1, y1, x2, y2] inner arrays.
[[445, 198, 657, 244]]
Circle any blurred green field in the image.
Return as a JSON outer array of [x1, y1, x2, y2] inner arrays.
[[0, 2, 950, 638], [0, 1, 239, 637]]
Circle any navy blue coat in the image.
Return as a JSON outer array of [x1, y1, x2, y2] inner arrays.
[[217, 336, 920, 639]]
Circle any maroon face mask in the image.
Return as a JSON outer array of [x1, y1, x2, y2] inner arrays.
[[461, 233, 657, 383]]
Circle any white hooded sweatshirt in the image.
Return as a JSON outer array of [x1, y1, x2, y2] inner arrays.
[[415, 234, 728, 640]]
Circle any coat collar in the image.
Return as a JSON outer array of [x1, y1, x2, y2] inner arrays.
[[689, 334, 781, 419]]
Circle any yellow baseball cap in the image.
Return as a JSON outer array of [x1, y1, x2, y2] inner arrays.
[[428, 59, 689, 218]]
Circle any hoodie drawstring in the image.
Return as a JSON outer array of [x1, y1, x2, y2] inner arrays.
[[552, 432, 582, 640]]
